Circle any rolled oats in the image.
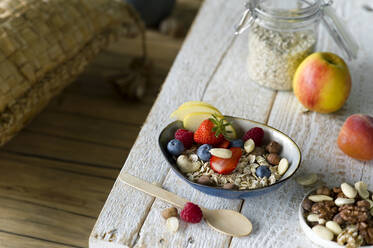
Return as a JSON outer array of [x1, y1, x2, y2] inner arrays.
[[248, 154, 256, 164], [256, 156, 269, 166], [247, 24, 316, 90], [177, 139, 289, 190]]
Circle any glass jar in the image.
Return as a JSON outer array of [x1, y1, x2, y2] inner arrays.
[[235, 0, 358, 91]]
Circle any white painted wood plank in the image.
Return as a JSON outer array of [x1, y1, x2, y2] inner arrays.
[[91, 0, 373, 247], [89, 0, 248, 247], [134, 5, 276, 245], [231, 1, 373, 247], [350, 0, 373, 210]]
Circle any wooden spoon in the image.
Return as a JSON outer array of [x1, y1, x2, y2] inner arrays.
[[119, 173, 252, 237]]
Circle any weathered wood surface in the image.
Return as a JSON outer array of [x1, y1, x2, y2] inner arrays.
[[91, 0, 373, 247], [0, 152, 113, 217], [0, 197, 95, 247], [0, 232, 72, 248], [0, 25, 184, 248]]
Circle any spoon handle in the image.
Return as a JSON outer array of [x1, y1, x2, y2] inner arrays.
[[119, 173, 188, 208]]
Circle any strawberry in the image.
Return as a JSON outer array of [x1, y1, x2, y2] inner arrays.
[[218, 139, 230, 148], [194, 119, 223, 145], [194, 115, 230, 145], [210, 147, 242, 174]]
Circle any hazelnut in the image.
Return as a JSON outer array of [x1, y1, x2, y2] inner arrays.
[[251, 147, 265, 156], [316, 186, 331, 196], [197, 175, 212, 185], [223, 183, 236, 190], [302, 198, 313, 212], [266, 153, 281, 165], [266, 141, 282, 154], [162, 207, 178, 219]]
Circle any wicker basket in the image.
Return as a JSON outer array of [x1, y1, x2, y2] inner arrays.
[[0, 0, 144, 145]]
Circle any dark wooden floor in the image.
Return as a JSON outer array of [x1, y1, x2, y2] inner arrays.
[[0, 8, 197, 247]]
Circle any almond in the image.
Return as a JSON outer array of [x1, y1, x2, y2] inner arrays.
[[334, 197, 355, 206], [355, 181, 369, 199], [308, 195, 333, 202], [278, 158, 289, 175], [341, 183, 357, 199], [312, 225, 334, 241], [209, 148, 232, 159], [307, 214, 320, 222], [326, 221, 342, 235], [244, 139, 255, 153]]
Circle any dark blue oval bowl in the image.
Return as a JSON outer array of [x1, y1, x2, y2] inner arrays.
[[159, 116, 302, 199]]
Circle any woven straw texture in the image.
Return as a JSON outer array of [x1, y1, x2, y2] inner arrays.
[[0, 0, 144, 145]]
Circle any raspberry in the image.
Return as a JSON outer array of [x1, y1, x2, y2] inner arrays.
[[242, 127, 264, 145], [175, 129, 194, 149], [180, 202, 203, 223]]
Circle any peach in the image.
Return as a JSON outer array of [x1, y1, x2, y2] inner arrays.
[[338, 114, 373, 161], [293, 52, 351, 114]]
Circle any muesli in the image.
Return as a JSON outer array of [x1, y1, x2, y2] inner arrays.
[[167, 114, 290, 190]]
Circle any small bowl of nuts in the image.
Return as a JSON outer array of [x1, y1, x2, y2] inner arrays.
[[299, 182, 373, 248], [159, 116, 301, 199]]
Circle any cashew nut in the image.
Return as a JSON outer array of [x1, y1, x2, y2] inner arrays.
[[176, 155, 201, 173]]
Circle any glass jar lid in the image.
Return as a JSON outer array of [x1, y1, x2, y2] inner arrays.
[[235, 0, 359, 59]]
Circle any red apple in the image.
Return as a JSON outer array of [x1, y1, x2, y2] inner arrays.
[[293, 52, 351, 113], [338, 114, 373, 161]]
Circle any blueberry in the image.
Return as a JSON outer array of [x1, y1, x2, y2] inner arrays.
[[230, 139, 243, 148], [256, 166, 271, 178], [167, 139, 184, 156], [197, 144, 212, 161]]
